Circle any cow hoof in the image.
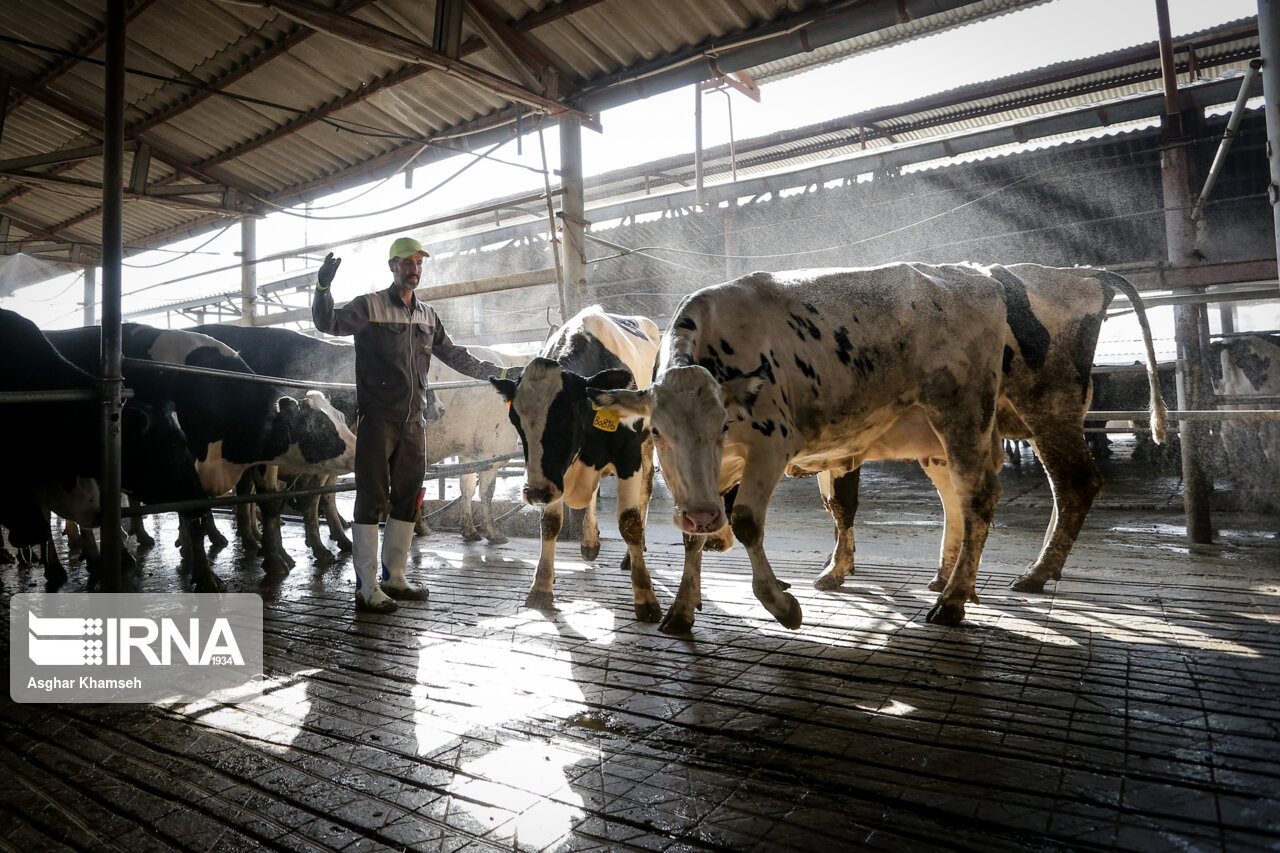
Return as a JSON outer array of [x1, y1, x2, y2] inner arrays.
[[261, 554, 291, 576], [195, 574, 227, 593], [414, 521, 430, 537], [634, 601, 663, 623], [1010, 574, 1046, 593], [524, 590, 554, 610], [925, 601, 965, 626], [310, 548, 335, 564], [927, 577, 947, 593], [486, 532, 508, 546], [580, 543, 600, 562], [461, 530, 483, 543], [134, 532, 156, 550], [772, 595, 803, 630], [44, 566, 68, 592], [658, 611, 694, 635], [813, 572, 846, 591]]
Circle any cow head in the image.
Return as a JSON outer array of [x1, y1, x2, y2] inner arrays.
[[119, 400, 205, 505], [589, 363, 766, 535], [266, 391, 358, 474], [491, 356, 633, 505]]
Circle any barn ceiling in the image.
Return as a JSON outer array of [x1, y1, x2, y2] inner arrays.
[[0, 0, 1054, 267]]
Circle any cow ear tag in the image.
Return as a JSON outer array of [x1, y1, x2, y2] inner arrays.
[[592, 405, 620, 432]]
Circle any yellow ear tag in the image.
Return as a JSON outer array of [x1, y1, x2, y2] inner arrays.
[[592, 406, 620, 432]]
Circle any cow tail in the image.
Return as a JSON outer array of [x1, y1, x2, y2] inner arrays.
[[1099, 270, 1169, 444]]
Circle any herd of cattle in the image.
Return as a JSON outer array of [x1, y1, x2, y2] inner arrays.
[[0, 261, 1169, 632]]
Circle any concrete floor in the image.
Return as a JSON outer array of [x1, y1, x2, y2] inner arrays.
[[1, 445, 1278, 851]]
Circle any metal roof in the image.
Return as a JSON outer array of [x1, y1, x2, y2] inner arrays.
[[0, 0, 1053, 266]]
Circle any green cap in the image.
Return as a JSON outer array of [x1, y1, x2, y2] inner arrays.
[[388, 236, 428, 260]]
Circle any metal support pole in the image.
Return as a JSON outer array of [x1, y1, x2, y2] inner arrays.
[[83, 264, 97, 327], [240, 216, 257, 326], [1258, 0, 1280, 277], [559, 114, 587, 314], [100, 0, 126, 591], [1191, 60, 1262, 221], [694, 83, 705, 205], [1157, 0, 1213, 543]]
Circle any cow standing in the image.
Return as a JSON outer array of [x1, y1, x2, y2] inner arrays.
[[588, 265, 1014, 632], [489, 306, 662, 620], [813, 265, 1167, 595]]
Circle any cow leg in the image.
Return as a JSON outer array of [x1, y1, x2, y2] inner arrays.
[[177, 512, 224, 592], [0, 542, 13, 565], [234, 470, 262, 550], [414, 504, 430, 537], [64, 520, 84, 563], [922, 459, 964, 592], [476, 466, 507, 545], [252, 467, 292, 575], [300, 494, 334, 562], [201, 510, 229, 551], [457, 472, 482, 542], [127, 495, 156, 550], [322, 485, 352, 551], [733, 460, 802, 630], [814, 468, 859, 590], [616, 466, 660, 623], [1011, 425, 1104, 593], [925, 425, 1003, 626], [660, 533, 705, 635], [525, 502, 562, 609], [41, 535, 68, 591], [580, 487, 601, 561]]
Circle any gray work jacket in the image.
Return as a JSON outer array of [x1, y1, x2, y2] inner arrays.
[[313, 283, 498, 422]]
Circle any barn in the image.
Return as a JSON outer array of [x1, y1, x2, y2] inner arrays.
[[1, 1, 1277, 849]]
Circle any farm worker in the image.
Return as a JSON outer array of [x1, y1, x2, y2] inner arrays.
[[313, 236, 519, 613]]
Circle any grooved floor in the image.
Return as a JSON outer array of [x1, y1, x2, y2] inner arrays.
[[1, 454, 1277, 852]]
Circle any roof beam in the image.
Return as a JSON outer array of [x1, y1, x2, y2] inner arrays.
[[463, 0, 578, 96], [0, 170, 255, 216], [225, 0, 586, 118]]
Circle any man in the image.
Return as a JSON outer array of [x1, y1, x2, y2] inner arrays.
[[314, 236, 517, 613]]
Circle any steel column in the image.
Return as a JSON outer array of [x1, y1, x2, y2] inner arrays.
[[240, 215, 257, 325], [559, 114, 587, 314], [100, 0, 126, 591], [1259, 0, 1280, 275]]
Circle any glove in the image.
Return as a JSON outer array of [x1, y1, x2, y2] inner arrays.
[[317, 252, 341, 290]]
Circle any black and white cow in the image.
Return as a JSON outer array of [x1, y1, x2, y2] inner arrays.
[[48, 324, 356, 589], [489, 306, 661, 619], [588, 265, 1016, 632], [192, 324, 360, 562], [812, 264, 1168, 595], [0, 310, 205, 587]]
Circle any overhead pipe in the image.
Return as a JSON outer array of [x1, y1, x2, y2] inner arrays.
[[1191, 59, 1263, 221]]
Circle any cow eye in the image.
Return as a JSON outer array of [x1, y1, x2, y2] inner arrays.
[[650, 426, 661, 439], [721, 422, 730, 435]]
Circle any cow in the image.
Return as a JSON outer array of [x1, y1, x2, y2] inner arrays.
[[809, 265, 1168, 597], [48, 324, 357, 589], [489, 306, 662, 620], [192, 324, 360, 561], [426, 344, 522, 544], [0, 310, 205, 588], [586, 265, 1032, 632]]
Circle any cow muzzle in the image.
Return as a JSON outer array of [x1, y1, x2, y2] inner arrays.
[[523, 483, 559, 506], [678, 507, 726, 535]]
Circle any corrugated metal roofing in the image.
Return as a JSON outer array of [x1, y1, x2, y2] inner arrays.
[[1, 0, 1051, 265]]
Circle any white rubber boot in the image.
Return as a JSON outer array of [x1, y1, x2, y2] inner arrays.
[[352, 523, 396, 613], [381, 517, 429, 601]]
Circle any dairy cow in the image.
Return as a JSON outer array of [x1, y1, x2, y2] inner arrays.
[[813, 265, 1168, 595], [490, 306, 661, 619], [48, 324, 356, 589], [192, 324, 360, 562], [589, 265, 1018, 632]]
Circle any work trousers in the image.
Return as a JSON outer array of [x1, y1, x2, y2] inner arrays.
[[353, 413, 426, 525]]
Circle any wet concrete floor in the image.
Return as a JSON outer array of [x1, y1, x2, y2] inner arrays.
[[0, 444, 1277, 851]]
